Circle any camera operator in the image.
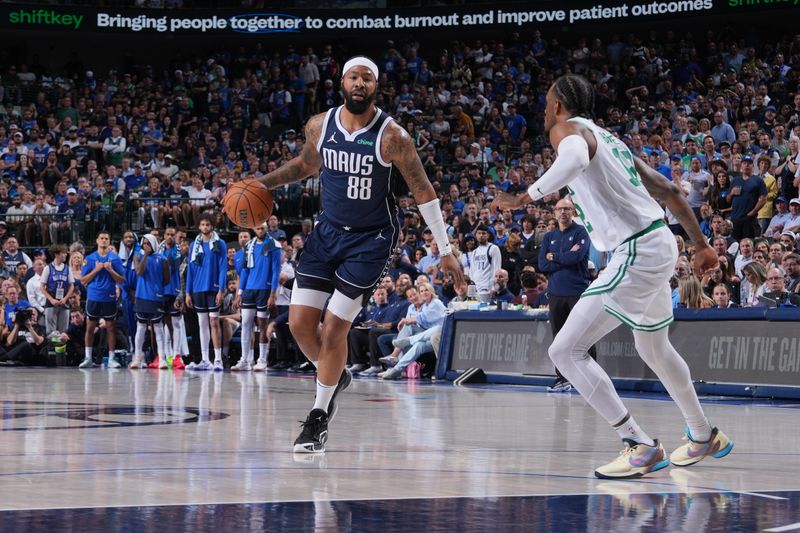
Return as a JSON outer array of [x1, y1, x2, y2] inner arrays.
[[0, 307, 47, 366]]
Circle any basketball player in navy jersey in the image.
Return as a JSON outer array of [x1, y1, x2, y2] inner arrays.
[[259, 56, 465, 453]]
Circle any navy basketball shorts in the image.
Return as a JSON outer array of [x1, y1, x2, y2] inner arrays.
[[241, 289, 271, 315], [135, 298, 164, 324], [191, 291, 220, 315], [163, 295, 180, 317], [86, 299, 118, 321], [296, 219, 397, 302]]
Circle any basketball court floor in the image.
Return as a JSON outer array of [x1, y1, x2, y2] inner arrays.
[[1, 368, 798, 531]]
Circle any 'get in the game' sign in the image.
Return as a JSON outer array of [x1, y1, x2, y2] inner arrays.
[[446, 311, 800, 390]]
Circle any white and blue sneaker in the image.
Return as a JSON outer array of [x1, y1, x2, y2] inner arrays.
[[595, 439, 670, 479], [190, 360, 213, 371], [670, 427, 733, 467]]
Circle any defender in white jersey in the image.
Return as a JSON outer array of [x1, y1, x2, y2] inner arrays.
[[494, 75, 732, 479]]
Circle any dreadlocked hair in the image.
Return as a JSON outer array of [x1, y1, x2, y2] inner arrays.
[[552, 75, 596, 120]]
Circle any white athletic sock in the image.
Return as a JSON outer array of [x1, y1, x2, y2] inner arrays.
[[259, 342, 269, 363], [154, 323, 166, 363], [135, 323, 147, 361], [197, 313, 211, 363], [687, 416, 713, 442], [162, 324, 174, 358], [613, 413, 655, 447], [312, 380, 336, 413], [240, 309, 256, 364], [214, 348, 222, 363], [632, 328, 712, 442], [179, 316, 189, 354], [171, 316, 183, 356], [84, 347, 92, 361]]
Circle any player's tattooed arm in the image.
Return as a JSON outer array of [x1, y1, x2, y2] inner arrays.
[[383, 122, 437, 204], [258, 113, 324, 190], [634, 157, 718, 273]]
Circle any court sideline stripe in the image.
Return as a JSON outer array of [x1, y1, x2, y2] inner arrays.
[[3, 487, 798, 513]]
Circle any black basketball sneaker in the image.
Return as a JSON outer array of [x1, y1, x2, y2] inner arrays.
[[293, 409, 329, 454]]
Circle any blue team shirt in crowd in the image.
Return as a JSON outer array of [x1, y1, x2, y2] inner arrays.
[[82, 251, 125, 302]]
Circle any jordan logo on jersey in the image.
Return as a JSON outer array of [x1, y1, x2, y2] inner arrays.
[[327, 132, 337, 144]]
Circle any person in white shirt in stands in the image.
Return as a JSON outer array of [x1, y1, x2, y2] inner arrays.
[[783, 198, 800, 234], [275, 251, 295, 313], [185, 175, 215, 226], [467, 224, 502, 301], [764, 197, 792, 238], [734, 238, 754, 278], [25, 259, 46, 321]]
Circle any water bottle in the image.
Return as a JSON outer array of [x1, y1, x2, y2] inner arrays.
[[521, 294, 528, 309], [467, 284, 477, 301]]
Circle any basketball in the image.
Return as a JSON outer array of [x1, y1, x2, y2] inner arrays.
[[223, 180, 274, 229]]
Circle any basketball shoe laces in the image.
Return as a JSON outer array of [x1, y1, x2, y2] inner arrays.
[[297, 411, 326, 441], [618, 438, 656, 466]]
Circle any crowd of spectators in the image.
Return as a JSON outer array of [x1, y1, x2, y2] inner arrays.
[[0, 24, 799, 369]]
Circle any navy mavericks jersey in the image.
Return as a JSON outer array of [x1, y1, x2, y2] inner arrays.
[[317, 106, 399, 229]]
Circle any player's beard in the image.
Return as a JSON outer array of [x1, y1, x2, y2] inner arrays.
[[343, 86, 376, 115]]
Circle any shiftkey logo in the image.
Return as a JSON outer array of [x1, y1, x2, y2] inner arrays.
[[9, 9, 84, 30]]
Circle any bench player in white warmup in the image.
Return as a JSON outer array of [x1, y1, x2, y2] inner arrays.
[[494, 74, 733, 479]]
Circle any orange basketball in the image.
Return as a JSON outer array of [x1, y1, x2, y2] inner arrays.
[[223, 180, 274, 229]]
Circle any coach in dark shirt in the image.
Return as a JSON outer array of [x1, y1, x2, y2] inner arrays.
[[538, 198, 595, 392]]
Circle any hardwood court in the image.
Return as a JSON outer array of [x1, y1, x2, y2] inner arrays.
[[0, 369, 798, 531]]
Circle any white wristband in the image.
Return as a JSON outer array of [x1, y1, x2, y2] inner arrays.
[[417, 199, 453, 256]]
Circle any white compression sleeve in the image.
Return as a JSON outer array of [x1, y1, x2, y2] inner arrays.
[[526, 135, 590, 201], [417, 199, 453, 256]]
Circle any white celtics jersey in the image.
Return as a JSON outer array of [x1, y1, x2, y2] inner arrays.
[[563, 117, 665, 251]]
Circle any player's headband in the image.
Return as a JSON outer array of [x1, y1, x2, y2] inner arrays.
[[342, 57, 379, 81]]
